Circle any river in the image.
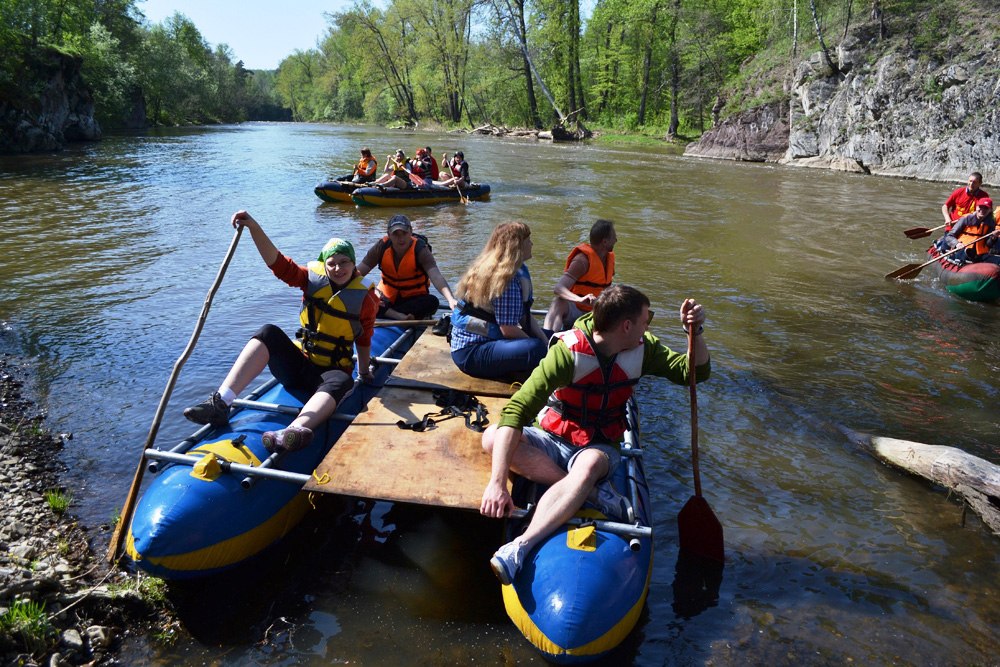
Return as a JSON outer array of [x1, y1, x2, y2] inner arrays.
[[0, 123, 997, 664]]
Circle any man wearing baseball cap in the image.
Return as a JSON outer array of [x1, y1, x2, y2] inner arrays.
[[938, 197, 997, 264], [357, 214, 459, 320]]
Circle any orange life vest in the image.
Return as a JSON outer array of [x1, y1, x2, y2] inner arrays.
[[355, 156, 377, 178], [956, 217, 994, 259], [375, 235, 430, 303], [538, 328, 643, 447], [566, 243, 614, 312]]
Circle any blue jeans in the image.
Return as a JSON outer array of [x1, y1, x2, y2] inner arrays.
[[451, 337, 547, 382]]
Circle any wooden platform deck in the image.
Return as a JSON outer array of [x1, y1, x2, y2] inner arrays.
[[304, 329, 517, 510]]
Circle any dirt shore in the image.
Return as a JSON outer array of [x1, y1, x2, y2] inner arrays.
[[0, 354, 173, 666]]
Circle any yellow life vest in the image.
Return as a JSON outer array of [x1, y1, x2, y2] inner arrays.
[[296, 262, 371, 371]]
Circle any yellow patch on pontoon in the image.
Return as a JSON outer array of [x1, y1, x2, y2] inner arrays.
[[567, 524, 597, 551], [188, 439, 262, 482]]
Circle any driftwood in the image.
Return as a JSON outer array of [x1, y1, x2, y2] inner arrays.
[[847, 431, 1000, 537]]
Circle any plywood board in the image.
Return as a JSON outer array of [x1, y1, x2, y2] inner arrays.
[[383, 330, 518, 398], [305, 330, 514, 509]]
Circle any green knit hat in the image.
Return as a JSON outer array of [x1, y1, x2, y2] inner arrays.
[[318, 237, 355, 264]]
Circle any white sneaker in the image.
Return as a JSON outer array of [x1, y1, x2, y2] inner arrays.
[[490, 540, 525, 585]]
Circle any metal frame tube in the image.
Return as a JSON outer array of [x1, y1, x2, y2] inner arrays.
[[144, 449, 312, 486]]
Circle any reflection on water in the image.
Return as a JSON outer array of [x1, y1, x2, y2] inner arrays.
[[1, 124, 997, 664]]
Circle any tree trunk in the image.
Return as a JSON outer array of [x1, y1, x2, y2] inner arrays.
[[597, 20, 613, 115], [792, 0, 799, 58], [637, 3, 659, 126], [842, 0, 854, 41], [871, 0, 886, 39], [666, 0, 680, 138], [848, 432, 1000, 537], [809, 0, 841, 75]]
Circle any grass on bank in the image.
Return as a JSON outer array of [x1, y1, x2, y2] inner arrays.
[[0, 599, 55, 655], [44, 488, 72, 515]]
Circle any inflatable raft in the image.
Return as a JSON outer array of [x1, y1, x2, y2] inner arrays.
[[501, 398, 653, 663], [125, 325, 418, 579], [924, 245, 1000, 302], [351, 183, 491, 207], [314, 177, 367, 203]]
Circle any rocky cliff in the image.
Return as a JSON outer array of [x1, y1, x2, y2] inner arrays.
[[0, 46, 101, 153], [685, 22, 1000, 184]]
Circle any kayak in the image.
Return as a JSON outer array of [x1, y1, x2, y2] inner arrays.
[[924, 245, 1000, 302], [314, 177, 367, 203], [124, 324, 419, 579], [351, 183, 491, 207], [500, 397, 653, 663]]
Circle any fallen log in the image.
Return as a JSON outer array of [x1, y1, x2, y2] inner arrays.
[[846, 431, 1000, 537]]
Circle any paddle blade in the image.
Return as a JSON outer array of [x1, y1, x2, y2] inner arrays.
[[884, 263, 923, 280], [903, 228, 932, 239], [678, 495, 724, 563]]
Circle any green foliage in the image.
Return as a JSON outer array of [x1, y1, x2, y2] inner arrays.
[[0, 599, 55, 655], [43, 488, 72, 515], [109, 573, 168, 605], [3, 0, 992, 138]]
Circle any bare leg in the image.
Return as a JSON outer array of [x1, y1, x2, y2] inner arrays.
[[482, 425, 566, 486], [543, 296, 568, 331], [220, 338, 269, 396], [291, 391, 340, 431], [516, 449, 607, 553]]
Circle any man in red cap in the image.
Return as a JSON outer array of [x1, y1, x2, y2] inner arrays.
[[942, 172, 989, 231], [939, 198, 997, 264]]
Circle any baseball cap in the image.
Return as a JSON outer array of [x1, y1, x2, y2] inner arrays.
[[977, 197, 993, 208], [387, 214, 412, 233]]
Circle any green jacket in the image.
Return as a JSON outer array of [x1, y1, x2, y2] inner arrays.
[[497, 312, 711, 439]]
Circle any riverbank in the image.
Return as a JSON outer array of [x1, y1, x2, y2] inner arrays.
[[0, 354, 174, 666]]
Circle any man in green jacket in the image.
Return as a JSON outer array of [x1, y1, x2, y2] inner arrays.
[[481, 284, 711, 584]]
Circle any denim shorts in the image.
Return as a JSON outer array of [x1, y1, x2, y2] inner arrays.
[[521, 426, 621, 480]]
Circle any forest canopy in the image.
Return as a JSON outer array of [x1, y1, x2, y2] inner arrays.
[[0, 0, 958, 135]]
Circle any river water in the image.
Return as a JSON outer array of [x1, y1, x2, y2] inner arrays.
[[0, 124, 997, 664]]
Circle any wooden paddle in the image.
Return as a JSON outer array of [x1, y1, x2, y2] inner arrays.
[[677, 324, 724, 563], [903, 223, 947, 239], [884, 233, 992, 280], [106, 225, 244, 563], [454, 180, 470, 204]]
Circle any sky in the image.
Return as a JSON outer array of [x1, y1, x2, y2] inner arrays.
[[138, 0, 353, 70]]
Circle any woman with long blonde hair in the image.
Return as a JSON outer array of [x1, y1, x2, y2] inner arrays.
[[450, 222, 548, 380]]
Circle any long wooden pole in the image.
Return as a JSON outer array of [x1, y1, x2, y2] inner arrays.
[[106, 226, 244, 563]]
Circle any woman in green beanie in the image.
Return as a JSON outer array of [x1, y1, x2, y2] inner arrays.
[[182, 210, 380, 453]]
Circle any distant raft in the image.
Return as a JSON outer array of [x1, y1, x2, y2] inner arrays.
[[924, 245, 1000, 302], [351, 183, 491, 207], [314, 178, 366, 203]]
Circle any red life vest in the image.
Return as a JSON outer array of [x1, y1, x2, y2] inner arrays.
[[566, 244, 614, 312], [375, 235, 430, 303], [538, 328, 643, 447], [429, 156, 440, 179]]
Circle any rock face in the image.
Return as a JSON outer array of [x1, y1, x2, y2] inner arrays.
[[0, 46, 102, 154], [685, 28, 1000, 184], [682, 101, 789, 163]]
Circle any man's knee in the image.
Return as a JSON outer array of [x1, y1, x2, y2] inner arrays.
[[569, 448, 610, 481]]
